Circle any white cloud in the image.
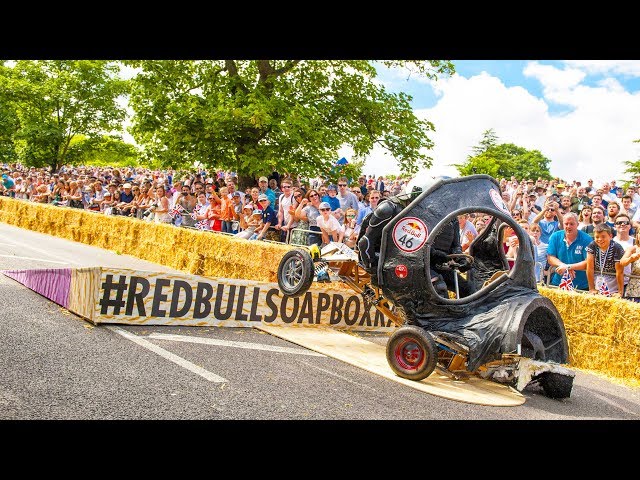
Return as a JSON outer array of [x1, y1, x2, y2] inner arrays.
[[563, 60, 640, 77], [363, 64, 640, 187]]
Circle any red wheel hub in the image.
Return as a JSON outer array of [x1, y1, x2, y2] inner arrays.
[[394, 337, 425, 371]]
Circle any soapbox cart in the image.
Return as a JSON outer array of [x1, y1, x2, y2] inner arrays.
[[277, 175, 575, 399]]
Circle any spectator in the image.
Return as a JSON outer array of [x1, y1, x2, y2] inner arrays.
[[115, 182, 135, 215], [342, 208, 358, 249], [101, 191, 117, 214], [316, 201, 344, 245], [547, 213, 591, 291], [253, 195, 279, 241], [357, 176, 368, 196], [621, 195, 637, 220], [571, 186, 591, 214], [559, 194, 572, 215], [620, 229, 640, 302], [258, 176, 276, 207], [289, 188, 308, 246], [236, 207, 263, 239], [533, 199, 563, 244], [459, 213, 479, 251], [276, 178, 298, 242], [586, 223, 625, 297], [152, 186, 172, 224], [528, 223, 548, 283], [230, 191, 243, 234], [356, 190, 381, 230], [269, 178, 282, 208], [295, 189, 323, 247], [176, 184, 198, 228], [578, 206, 593, 230], [613, 212, 633, 293], [605, 201, 621, 235], [32, 184, 50, 204], [321, 184, 341, 215], [64, 181, 84, 209], [581, 205, 605, 239]]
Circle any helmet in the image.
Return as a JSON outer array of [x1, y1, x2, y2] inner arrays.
[[396, 172, 447, 201]]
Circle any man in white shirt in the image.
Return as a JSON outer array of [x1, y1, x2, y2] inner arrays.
[[336, 176, 359, 225]]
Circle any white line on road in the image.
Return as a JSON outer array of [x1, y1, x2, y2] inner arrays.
[[295, 359, 378, 392], [107, 327, 227, 383], [147, 332, 326, 357], [0, 254, 68, 264]]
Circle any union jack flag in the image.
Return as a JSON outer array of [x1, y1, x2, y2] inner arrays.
[[559, 269, 574, 291], [169, 204, 185, 219], [194, 219, 209, 230], [190, 204, 202, 220], [598, 280, 611, 297]]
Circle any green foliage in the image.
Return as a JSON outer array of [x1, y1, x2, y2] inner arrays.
[[622, 138, 640, 184], [1, 60, 130, 172], [125, 60, 455, 178], [322, 159, 366, 186], [65, 135, 140, 167], [455, 132, 552, 180]]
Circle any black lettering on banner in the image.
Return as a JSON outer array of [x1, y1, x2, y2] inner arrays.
[[214, 284, 235, 320], [359, 305, 372, 327], [373, 309, 388, 327], [280, 295, 299, 323], [125, 276, 150, 316], [151, 278, 171, 317], [169, 280, 193, 318], [263, 289, 279, 322], [234, 285, 248, 321], [249, 287, 263, 322], [297, 292, 314, 324], [344, 296, 360, 326], [315, 293, 331, 324], [100, 274, 129, 315], [193, 282, 214, 319], [329, 295, 344, 324]]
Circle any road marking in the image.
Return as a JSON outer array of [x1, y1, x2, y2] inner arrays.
[[0, 254, 68, 264], [590, 391, 638, 417], [107, 327, 227, 383], [147, 332, 326, 357], [0, 233, 82, 265], [296, 359, 378, 392]]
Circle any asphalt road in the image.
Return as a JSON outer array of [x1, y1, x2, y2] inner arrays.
[[1, 222, 639, 422]]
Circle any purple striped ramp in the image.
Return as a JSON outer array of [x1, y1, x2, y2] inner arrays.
[[2, 268, 72, 308]]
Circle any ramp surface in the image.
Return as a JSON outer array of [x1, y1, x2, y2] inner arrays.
[[256, 324, 525, 406]]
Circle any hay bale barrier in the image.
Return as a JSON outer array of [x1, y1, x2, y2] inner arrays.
[[1, 196, 638, 385]]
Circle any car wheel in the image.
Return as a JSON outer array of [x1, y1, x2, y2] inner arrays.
[[277, 249, 314, 297], [386, 326, 438, 381]]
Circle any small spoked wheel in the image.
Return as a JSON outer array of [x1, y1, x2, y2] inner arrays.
[[386, 326, 438, 381], [277, 249, 314, 297]]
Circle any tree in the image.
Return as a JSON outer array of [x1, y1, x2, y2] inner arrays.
[[622, 138, 640, 184], [64, 135, 140, 167], [0, 62, 20, 163], [1, 61, 130, 172], [125, 60, 455, 184], [454, 131, 552, 180]]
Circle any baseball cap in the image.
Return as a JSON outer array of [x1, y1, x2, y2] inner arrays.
[[232, 191, 241, 197], [104, 192, 112, 196], [244, 203, 253, 210], [328, 184, 337, 191], [556, 184, 565, 188], [252, 209, 262, 216], [319, 201, 331, 210], [258, 194, 268, 201], [259, 176, 268, 183], [123, 183, 132, 189]]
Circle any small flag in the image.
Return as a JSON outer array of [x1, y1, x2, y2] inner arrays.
[[169, 204, 185, 219], [194, 220, 208, 230], [598, 280, 611, 297], [190, 204, 202, 220], [559, 269, 574, 291]]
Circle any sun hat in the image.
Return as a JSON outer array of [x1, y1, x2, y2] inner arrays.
[[319, 201, 331, 210]]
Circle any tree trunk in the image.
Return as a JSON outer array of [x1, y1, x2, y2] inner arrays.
[[237, 173, 257, 191]]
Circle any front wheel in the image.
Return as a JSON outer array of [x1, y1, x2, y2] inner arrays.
[[277, 249, 314, 297], [386, 326, 438, 381]]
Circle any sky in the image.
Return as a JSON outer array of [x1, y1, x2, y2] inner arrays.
[[342, 60, 640, 187]]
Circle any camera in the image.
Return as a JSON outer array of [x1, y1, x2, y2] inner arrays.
[[143, 202, 157, 217]]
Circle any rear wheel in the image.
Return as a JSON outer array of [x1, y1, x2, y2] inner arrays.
[[386, 326, 438, 381], [277, 249, 314, 297]]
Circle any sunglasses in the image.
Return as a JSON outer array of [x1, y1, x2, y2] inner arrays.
[[616, 221, 630, 226], [282, 185, 291, 189], [338, 183, 347, 187], [309, 193, 319, 197], [259, 199, 268, 202], [320, 208, 330, 211], [294, 194, 302, 198]]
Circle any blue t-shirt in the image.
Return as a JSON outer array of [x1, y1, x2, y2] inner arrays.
[[538, 219, 560, 244], [547, 229, 592, 290], [261, 205, 277, 226], [321, 195, 341, 211]]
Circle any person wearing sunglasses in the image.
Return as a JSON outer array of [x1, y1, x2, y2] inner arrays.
[[316, 201, 344, 245], [336, 176, 360, 225], [276, 178, 298, 242], [613, 213, 634, 293], [294, 189, 323, 247]]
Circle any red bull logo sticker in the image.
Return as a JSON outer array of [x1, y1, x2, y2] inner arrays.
[[392, 217, 428, 253], [395, 264, 408, 278], [489, 189, 511, 215]]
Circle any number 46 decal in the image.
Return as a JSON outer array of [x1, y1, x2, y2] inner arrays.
[[392, 217, 428, 253]]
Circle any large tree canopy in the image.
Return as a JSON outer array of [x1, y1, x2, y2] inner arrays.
[[125, 60, 455, 179], [0, 60, 129, 172], [454, 129, 553, 180]]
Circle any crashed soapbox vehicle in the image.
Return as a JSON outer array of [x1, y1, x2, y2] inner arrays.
[[277, 174, 575, 399]]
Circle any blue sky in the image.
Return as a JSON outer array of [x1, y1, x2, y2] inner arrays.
[[351, 60, 640, 186]]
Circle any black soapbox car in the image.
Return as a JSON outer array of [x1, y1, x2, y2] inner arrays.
[[277, 175, 574, 399]]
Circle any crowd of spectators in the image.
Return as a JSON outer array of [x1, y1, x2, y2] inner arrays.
[[3, 163, 640, 302]]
